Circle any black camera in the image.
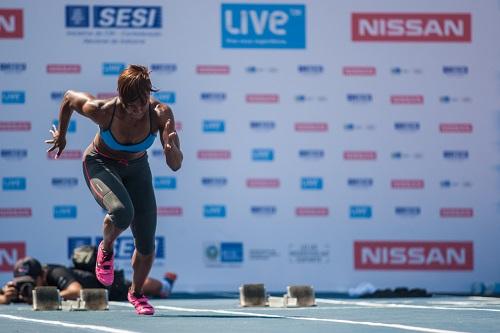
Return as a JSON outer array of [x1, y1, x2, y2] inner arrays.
[[12, 275, 36, 304]]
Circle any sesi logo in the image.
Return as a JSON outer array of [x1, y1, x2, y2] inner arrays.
[[95, 6, 161, 28], [394, 122, 421, 132], [250, 206, 277, 216], [298, 65, 323, 74], [221, 4, 306, 49], [443, 150, 469, 161], [51, 92, 65, 101], [354, 241, 473, 270], [0, 242, 26, 271], [67, 236, 165, 259], [395, 206, 421, 217], [66, 6, 162, 29], [352, 13, 471, 42], [51, 177, 78, 189], [1, 149, 27, 161], [150, 63, 177, 74], [201, 92, 227, 102], [347, 93, 372, 104], [250, 121, 275, 131], [0, 63, 26, 73], [347, 178, 373, 189], [0, 9, 23, 38], [201, 177, 228, 188], [391, 151, 423, 160], [443, 65, 468, 76], [298, 149, 324, 160]]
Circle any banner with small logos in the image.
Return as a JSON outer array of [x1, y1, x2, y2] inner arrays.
[[1, 1, 499, 293]]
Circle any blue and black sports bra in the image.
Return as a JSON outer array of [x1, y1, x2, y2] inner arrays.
[[100, 100, 156, 153]]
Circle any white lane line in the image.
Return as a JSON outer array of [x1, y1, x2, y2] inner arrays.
[[429, 300, 500, 307], [316, 298, 500, 312], [110, 302, 470, 333], [0, 314, 140, 333], [222, 306, 373, 311]]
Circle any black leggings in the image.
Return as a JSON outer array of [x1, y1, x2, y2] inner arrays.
[[82, 145, 157, 255]]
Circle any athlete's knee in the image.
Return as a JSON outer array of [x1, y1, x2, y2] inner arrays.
[[108, 203, 134, 229]]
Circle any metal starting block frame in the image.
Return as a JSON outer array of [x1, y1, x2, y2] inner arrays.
[[287, 285, 316, 307], [33, 287, 109, 311], [239, 284, 267, 307], [80, 288, 109, 311], [32, 287, 61, 311], [239, 284, 316, 308]]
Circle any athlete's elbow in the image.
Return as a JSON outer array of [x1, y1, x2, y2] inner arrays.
[[62, 90, 76, 109], [63, 90, 74, 101]]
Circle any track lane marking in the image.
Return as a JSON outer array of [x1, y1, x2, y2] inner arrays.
[[110, 302, 470, 333], [316, 298, 500, 312], [0, 314, 140, 333]]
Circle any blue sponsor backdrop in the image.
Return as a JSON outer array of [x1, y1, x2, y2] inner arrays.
[[0, 0, 499, 294]]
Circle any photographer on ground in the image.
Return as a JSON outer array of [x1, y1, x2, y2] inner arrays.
[[0, 253, 176, 305], [0, 256, 82, 304]]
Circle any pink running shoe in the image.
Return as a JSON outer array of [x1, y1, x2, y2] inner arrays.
[[95, 241, 114, 286], [128, 290, 155, 315]]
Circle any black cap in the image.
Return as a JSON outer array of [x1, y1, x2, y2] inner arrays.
[[13, 257, 42, 279]]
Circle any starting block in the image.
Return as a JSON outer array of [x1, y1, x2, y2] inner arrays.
[[32, 287, 61, 311], [80, 288, 109, 311], [33, 287, 108, 311], [287, 285, 316, 307], [240, 284, 316, 308], [239, 284, 267, 307]]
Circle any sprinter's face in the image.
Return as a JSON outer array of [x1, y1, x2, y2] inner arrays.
[[124, 98, 149, 119]]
